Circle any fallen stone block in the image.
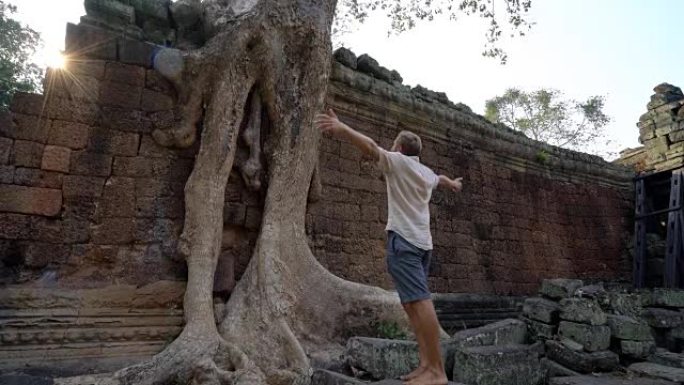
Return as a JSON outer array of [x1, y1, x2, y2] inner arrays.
[[541, 358, 580, 378], [346, 337, 420, 380], [649, 348, 684, 369], [545, 340, 619, 373], [446, 318, 527, 372], [642, 308, 684, 329], [453, 344, 542, 385], [558, 321, 611, 352], [620, 340, 656, 359], [629, 362, 684, 382], [311, 369, 365, 385], [523, 297, 560, 323], [559, 298, 607, 325], [524, 317, 557, 340], [550, 374, 677, 385], [652, 289, 684, 308], [540, 279, 583, 300], [606, 292, 649, 318], [607, 315, 654, 341]]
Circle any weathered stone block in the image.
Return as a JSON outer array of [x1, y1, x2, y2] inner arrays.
[[98, 107, 143, 133], [145, 69, 175, 94], [69, 151, 113, 176], [224, 202, 246, 226], [453, 344, 542, 385], [96, 177, 135, 217], [652, 289, 684, 308], [135, 196, 184, 218], [558, 321, 610, 352], [0, 184, 62, 217], [65, 22, 117, 60], [333, 47, 357, 69], [649, 349, 684, 369], [84, 0, 136, 26], [0, 165, 14, 183], [69, 60, 106, 79], [0, 213, 31, 239], [22, 242, 70, 268], [8, 93, 44, 116], [14, 168, 63, 189], [41, 145, 71, 173], [45, 97, 99, 125], [670, 130, 684, 143], [559, 298, 607, 325], [540, 279, 583, 299], [524, 317, 557, 340], [11, 114, 50, 142], [100, 81, 143, 109], [523, 297, 560, 323], [345, 337, 421, 380], [63, 175, 106, 198], [642, 308, 684, 328], [90, 217, 135, 244], [0, 137, 11, 164], [105, 62, 146, 87], [130, 0, 171, 22], [11, 140, 44, 168], [620, 340, 655, 359], [47, 120, 90, 149], [545, 340, 618, 374], [357, 54, 393, 83], [118, 38, 156, 67], [629, 362, 684, 383], [606, 315, 653, 341], [88, 128, 140, 156], [541, 358, 580, 378], [311, 369, 365, 385], [113, 156, 170, 177], [446, 319, 528, 372], [141, 89, 174, 111]]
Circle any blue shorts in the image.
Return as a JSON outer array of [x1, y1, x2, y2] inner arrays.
[[386, 231, 432, 304]]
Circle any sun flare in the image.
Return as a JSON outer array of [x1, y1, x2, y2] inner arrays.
[[45, 50, 67, 70]]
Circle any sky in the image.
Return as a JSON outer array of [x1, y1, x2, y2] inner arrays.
[[8, 0, 684, 159]]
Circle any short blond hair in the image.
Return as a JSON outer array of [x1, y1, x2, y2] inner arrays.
[[395, 130, 422, 156]]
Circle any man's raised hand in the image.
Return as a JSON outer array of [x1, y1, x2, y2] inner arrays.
[[452, 177, 463, 193], [315, 109, 345, 135]]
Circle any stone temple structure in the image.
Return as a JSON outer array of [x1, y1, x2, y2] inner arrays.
[[0, 0, 635, 378]]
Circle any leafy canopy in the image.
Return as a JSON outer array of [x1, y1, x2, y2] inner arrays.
[[334, 0, 533, 63], [484, 88, 611, 151], [0, 1, 41, 111]]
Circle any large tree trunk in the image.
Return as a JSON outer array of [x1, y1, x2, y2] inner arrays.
[[58, 1, 408, 384]]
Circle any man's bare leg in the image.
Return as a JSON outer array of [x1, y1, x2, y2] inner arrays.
[[406, 299, 447, 385], [400, 302, 428, 381]]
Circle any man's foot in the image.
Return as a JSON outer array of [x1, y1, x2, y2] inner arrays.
[[404, 367, 448, 385], [400, 365, 426, 381]]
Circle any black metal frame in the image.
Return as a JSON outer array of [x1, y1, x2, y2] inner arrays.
[[633, 167, 684, 288]]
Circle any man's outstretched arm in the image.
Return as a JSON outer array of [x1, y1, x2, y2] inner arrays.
[[315, 109, 381, 162], [438, 175, 463, 193]]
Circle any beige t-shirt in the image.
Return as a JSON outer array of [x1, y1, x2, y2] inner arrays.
[[377, 148, 440, 250]]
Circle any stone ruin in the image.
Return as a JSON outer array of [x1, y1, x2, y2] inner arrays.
[[313, 279, 684, 384], [618, 83, 684, 172], [0, 0, 642, 383]]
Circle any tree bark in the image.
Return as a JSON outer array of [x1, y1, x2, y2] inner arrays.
[[58, 1, 409, 384]]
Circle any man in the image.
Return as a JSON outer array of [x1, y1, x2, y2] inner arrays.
[[315, 109, 462, 385]]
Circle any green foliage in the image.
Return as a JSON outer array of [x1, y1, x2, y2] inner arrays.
[[334, 0, 533, 64], [485, 88, 611, 152], [0, 1, 42, 111], [372, 320, 408, 340], [535, 149, 548, 164]]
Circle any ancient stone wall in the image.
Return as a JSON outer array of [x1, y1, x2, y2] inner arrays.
[[307, 49, 634, 294]]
